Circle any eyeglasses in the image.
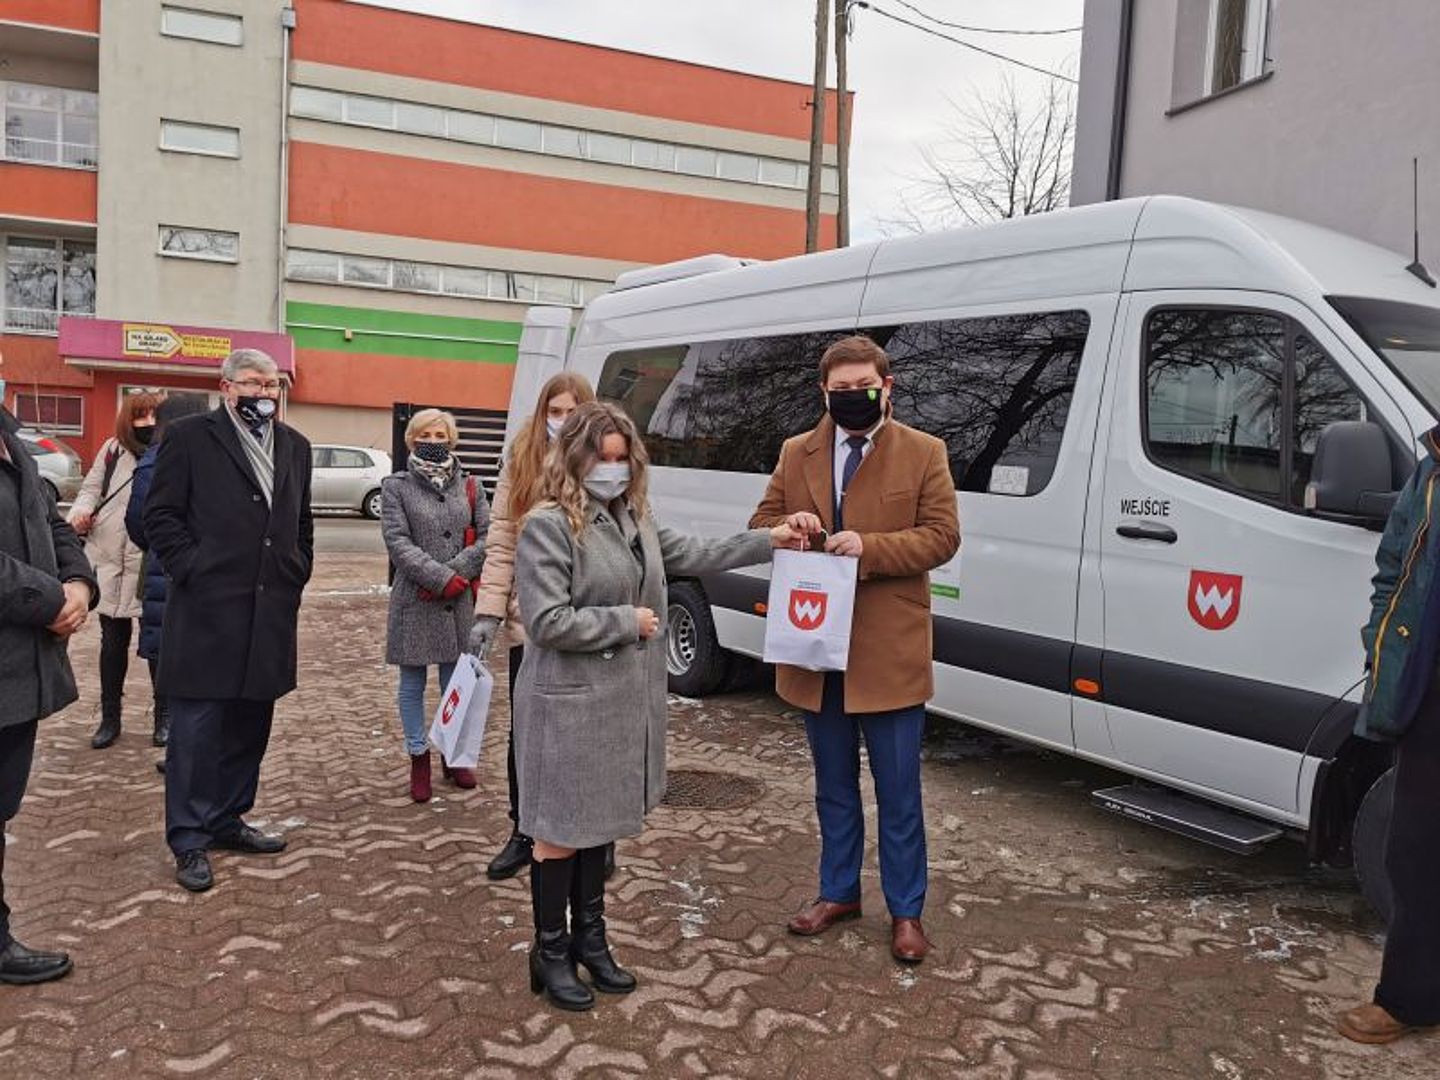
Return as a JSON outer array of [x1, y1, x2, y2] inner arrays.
[[230, 379, 283, 393]]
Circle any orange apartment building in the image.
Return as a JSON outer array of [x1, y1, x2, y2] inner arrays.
[[0, 0, 844, 466]]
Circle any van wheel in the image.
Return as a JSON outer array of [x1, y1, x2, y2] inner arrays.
[[666, 581, 728, 697], [362, 489, 383, 520], [1353, 766, 1396, 925]]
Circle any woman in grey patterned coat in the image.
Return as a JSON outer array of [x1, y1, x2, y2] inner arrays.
[[381, 409, 489, 802], [514, 402, 799, 1011]]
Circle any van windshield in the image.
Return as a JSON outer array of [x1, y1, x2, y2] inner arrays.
[[1330, 295, 1440, 418]]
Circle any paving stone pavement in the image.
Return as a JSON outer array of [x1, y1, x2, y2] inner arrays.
[[0, 550, 1434, 1078]]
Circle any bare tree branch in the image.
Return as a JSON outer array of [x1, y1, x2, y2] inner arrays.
[[891, 74, 1076, 232]]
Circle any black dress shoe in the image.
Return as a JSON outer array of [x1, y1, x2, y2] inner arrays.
[[486, 830, 533, 880], [90, 718, 121, 750], [175, 850, 213, 892], [211, 825, 286, 854], [0, 939, 73, 985]]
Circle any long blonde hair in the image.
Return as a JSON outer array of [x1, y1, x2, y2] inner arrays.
[[537, 401, 650, 537], [507, 372, 596, 519]]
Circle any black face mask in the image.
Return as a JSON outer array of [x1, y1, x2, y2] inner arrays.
[[134, 425, 155, 446], [411, 440, 452, 464], [827, 387, 884, 432], [235, 396, 277, 426]]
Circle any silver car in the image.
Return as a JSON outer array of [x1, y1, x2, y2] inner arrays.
[[311, 444, 392, 518], [17, 428, 84, 504]]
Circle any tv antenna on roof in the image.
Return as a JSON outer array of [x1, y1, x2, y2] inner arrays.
[[1406, 157, 1437, 288]]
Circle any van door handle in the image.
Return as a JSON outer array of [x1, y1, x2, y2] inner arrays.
[[1116, 523, 1178, 543]]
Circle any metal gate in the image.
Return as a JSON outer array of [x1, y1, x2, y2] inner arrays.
[[391, 403, 507, 496]]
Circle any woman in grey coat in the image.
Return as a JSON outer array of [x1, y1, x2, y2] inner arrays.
[[514, 402, 798, 1011], [381, 409, 489, 802]]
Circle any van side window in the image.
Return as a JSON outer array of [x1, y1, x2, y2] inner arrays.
[[1145, 309, 1285, 498], [597, 334, 835, 472], [1292, 333, 1367, 503], [872, 310, 1089, 495], [1144, 309, 1372, 507], [596, 310, 1089, 488]]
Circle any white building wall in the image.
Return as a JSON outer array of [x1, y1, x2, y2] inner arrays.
[[1074, 0, 1440, 258]]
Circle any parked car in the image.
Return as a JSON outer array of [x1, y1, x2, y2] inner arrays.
[[17, 428, 83, 504], [507, 195, 1440, 920], [311, 444, 391, 518]]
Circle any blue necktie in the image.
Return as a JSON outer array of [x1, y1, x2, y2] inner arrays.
[[835, 435, 867, 530]]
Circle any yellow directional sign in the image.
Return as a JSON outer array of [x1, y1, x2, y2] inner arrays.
[[122, 323, 232, 360]]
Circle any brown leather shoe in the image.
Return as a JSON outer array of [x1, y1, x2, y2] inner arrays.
[[891, 918, 930, 964], [787, 898, 862, 937], [1337, 1003, 1412, 1044]]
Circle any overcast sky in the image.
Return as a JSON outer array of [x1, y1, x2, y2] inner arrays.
[[360, 0, 1085, 244]]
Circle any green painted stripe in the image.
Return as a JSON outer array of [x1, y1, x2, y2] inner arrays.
[[285, 300, 523, 364], [930, 583, 960, 600]]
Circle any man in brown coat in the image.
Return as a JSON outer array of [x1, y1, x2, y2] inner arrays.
[[750, 335, 959, 964]]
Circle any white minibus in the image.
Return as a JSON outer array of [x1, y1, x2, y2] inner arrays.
[[507, 196, 1440, 918]]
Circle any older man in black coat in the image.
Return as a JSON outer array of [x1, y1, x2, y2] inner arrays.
[[0, 401, 97, 983], [143, 349, 313, 892]]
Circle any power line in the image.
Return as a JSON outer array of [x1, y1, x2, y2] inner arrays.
[[854, 2, 1078, 82], [889, 0, 1083, 36]]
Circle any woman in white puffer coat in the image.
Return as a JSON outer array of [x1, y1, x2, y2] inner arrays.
[[67, 392, 161, 749]]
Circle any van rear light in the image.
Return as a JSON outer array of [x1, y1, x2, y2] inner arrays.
[[37, 437, 60, 453]]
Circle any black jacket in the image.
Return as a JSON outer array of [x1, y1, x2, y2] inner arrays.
[[125, 442, 167, 661], [142, 406, 314, 701], [0, 407, 98, 729]]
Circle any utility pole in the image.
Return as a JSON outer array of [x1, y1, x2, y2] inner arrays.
[[805, 0, 830, 252], [833, 0, 850, 247]]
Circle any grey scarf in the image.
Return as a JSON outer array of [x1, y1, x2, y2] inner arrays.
[[226, 405, 275, 506]]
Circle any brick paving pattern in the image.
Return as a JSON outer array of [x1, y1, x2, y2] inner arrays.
[[0, 549, 1433, 1077]]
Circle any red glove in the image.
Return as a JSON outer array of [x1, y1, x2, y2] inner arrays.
[[441, 575, 469, 600]]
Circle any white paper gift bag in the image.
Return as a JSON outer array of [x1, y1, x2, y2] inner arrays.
[[762, 549, 858, 672], [429, 655, 494, 769]]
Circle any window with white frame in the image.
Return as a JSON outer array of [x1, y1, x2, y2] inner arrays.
[[1206, 0, 1269, 95], [285, 248, 609, 307], [159, 226, 239, 263], [12, 393, 84, 435], [2, 236, 95, 334], [161, 5, 243, 46], [3, 82, 99, 167], [160, 119, 241, 158], [287, 85, 836, 193]]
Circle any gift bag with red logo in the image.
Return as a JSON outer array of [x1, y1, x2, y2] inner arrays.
[[762, 549, 858, 672], [428, 654, 494, 769]]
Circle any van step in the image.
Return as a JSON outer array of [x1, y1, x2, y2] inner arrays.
[[1091, 784, 1283, 855]]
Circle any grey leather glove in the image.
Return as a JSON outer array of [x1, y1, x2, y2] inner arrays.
[[468, 615, 501, 659]]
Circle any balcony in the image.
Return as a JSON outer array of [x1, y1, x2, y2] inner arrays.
[[3, 81, 99, 169]]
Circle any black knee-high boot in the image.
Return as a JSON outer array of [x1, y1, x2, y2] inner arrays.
[[529, 856, 593, 1011], [570, 845, 636, 993]]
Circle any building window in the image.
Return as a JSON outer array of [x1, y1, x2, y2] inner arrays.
[[285, 248, 607, 308], [2, 236, 95, 335], [160, 119, 241, 158], [159, 226, 239, 263], [3, 82, 99, 168], [12, 393, 84, 435], [287, 84, 836, 194], [161, 5, 244, 46], [1207, 0, 1270, 94]]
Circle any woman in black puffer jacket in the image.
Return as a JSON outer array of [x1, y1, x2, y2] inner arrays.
[[125, 395, 209, 758]]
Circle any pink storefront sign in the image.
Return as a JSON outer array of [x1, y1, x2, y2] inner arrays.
[[59, 317, 295, 375]]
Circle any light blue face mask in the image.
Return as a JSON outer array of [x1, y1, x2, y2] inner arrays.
[[546, 417, 565, 441], [583, 461, 631, 502]]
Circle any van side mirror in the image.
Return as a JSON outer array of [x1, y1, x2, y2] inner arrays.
[[1304, 421, 1399, 526]]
